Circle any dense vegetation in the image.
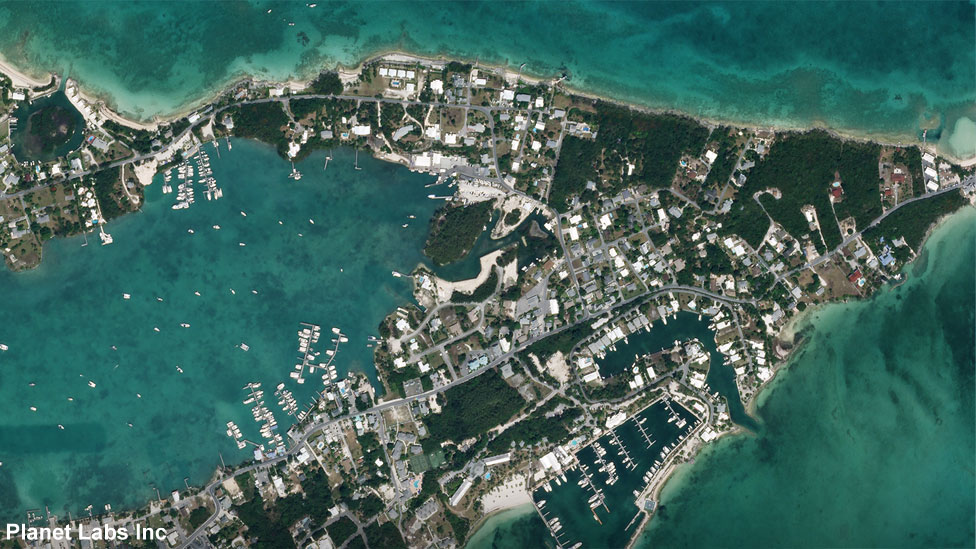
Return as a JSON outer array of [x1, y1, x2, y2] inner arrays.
[[443, 508, 470, 542], [187, 506, 211, 531], [702, 127, 741, 192], [450, 269, 498, 303], [424, 201, 493, 265], [308, 71, 344, 95], [487, 406, 582, 453], [325, 516, 358, 545], [364, 522, 407, 549], [228, 102, 291, 157], [234, 495, 296, 549], [271, 467, 335, 528], [90, 167, 128, 220], [289, 97, 329, 121], [892, 146, 924, 196], [503, 209, 522, 226], [725, 131, 882, 252], [549, 136, 599, 210], [522, 322, 595, 362], [103, 119, 154, 154], [425, 370, 524, 443], [862, 190, 966, 250], [353, 493, 384, 518], [550, 103, 709, 211]]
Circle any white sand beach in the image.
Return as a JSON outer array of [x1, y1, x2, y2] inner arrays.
[[481, 475, 532, 513]]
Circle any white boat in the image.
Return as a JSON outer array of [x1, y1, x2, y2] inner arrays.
[[122, 293, 131, 300], [0, 344, 7, 351], [180, 323, 190, 328], [240, 342, 250, 351], [88, 381, 96, 388]]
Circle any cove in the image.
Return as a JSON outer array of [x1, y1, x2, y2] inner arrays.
[[430, 212, 553, 282], [0, 140, 443, 519]]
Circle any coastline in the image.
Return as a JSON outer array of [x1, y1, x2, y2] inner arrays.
[[634, 205, 976, 545], [0, 42, 973, 537], [465, 502, 538, 548], [0, 55, 51, 88], [2, 49, 973, 166]]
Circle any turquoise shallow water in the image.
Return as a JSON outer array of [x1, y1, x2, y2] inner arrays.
[[466, 504, 554, 549], [0, 1, 973, 157], [0, 140, 442, 518], [638, 208, 976, 547], [469, 208, 976, 547]]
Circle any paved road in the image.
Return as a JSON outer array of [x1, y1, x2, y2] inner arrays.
[[177, 281, 755, 546], [780, 180, 970, 278]]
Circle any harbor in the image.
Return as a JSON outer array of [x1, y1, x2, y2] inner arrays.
[[0, 141, 446, 519], [593, 311, 757, 429], [531, 399, 700, 549], [163, 146, 223, 208]]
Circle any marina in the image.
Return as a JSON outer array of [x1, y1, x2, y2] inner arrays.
[[531, 400, 700, 549], [166, 147, 223, 209], [594, 311, 756, 429]]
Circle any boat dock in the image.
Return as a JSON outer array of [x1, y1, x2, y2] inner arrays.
[[530, 399, 701, 548]]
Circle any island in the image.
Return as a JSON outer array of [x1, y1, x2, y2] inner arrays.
[[0, 52, 973, 549]]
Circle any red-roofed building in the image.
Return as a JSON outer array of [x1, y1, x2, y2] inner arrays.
[[848, 269, 862, 283], [830, 180, 844, 199]]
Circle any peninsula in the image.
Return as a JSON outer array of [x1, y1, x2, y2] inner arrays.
[[0, 52, 973, 549]]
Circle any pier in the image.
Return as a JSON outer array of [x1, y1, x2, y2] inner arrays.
[[634, 417, 656, 449], [530, 398, 701, 549]]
